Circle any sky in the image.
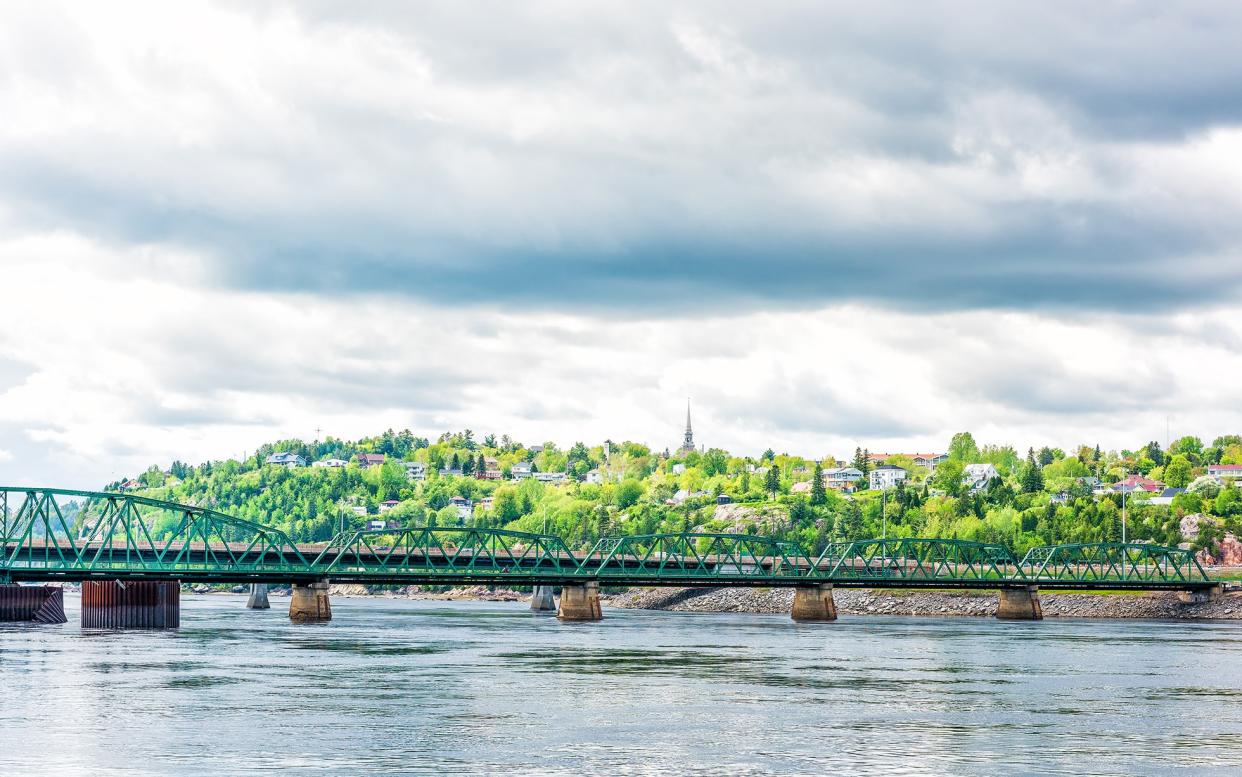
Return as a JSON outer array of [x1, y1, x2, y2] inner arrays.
[[2, 1, 1242, 488]]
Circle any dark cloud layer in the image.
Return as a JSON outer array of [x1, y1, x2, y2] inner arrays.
[[3, 1, 1242, 316]]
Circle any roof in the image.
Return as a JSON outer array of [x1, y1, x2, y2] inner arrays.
[[1210, 464, 1242, 471], [1158, 488, 1186, 498], [873, 464, 907, 472], [358, 453, 385, 463]]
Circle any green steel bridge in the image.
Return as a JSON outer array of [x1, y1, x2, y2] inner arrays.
[[0, 486, 1219, 591]]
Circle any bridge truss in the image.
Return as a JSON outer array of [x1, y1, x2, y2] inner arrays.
[[0, 487, 1217, 590]]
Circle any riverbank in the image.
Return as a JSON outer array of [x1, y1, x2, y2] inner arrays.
[[607, 586, 1242, 619]]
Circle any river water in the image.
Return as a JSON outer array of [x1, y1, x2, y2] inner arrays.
[[2, 593, 1240, 776]]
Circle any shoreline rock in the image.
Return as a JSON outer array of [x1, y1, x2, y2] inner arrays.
[[606, 586, 1242, 620]]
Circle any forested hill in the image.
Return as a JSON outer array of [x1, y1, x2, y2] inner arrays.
[[110, 430, 1242, 556]]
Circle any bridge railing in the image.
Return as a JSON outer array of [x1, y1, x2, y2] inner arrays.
[[0, 487, 310, 577], [810, 538, 1022, 583], [311, 526, 583, 579], [1018, 542, 1211, 584], [580, 533, 817, 581]]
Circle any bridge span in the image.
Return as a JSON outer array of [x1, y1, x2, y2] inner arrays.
[[0, 486, 1224, 627]]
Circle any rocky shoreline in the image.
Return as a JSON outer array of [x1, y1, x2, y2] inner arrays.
[[607, 586, 1242, 619]]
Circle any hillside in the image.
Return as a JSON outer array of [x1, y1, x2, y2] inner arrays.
[[108, 430, 1242, 558]]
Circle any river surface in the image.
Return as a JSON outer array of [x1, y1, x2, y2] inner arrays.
[[2, 593, 1241, 776]]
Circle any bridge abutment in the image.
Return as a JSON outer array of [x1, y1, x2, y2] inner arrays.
[[557, 582, 602, 621], [289, 582, 332, 623], [1178, 584, 1224, 604], [82, 581, 179, 628], [791, 584, 838, 622], [246, 583, 271, 609], [0, 584, 68, 624], [530, 585, 557, 613], [997, 586, 1043, 620]]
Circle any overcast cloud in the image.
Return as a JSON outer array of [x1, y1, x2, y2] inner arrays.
[[1, 1, 1241, 487]]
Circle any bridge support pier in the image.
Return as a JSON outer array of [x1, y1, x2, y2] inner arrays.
[[1178, 584, 1224, 604], [0, 584, 68, 624], [82, 581, 179, 628], [791, 584, 838, 622], [557, 582, 602, 621], [289, 582, 332, 623], [246, 583, 271, 609], [530, 585, 557, 613], [997, 586, 1043, 620]]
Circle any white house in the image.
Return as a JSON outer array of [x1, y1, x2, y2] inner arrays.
[[534, 471, 568, 484], [1207, 464, 1242, 479], [449, 495, 473, 521], [511, 462, 534, 479], [265, 452, 306, 468], [963, 463, 1000, 492], [869, 464, 908, 491], [404, 461, 427, 481], [585, 469, 604, 484], [823, 467, 864, 490], [312, 458, 348, 468], [913, 453, 949, 470]]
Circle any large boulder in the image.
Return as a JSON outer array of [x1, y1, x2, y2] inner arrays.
[[1179, 513, 1220, 543]]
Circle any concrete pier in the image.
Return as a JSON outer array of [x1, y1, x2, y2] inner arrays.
[[791, 584, 838, 622], [246, 583, 271, 609], [289, 582, 332, 623], [1177, 584, 1224, 604], [0, 584, 68, 624], [557, 582, 602, 621], [996, 586, 1043, 620], [82, 581, 179, 628], [530, 585, 557, 613]]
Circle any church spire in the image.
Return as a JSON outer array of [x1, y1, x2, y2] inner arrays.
[[681, 398, 695, 452]]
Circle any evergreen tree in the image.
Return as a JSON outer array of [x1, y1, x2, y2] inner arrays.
[[810, 462, 827, 505], [462, 454, 474, 475], [1021, 448, 1045, 493], [764, 465, 780, 499]]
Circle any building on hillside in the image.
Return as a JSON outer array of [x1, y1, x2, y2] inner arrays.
[[475, 468, 503, 480], [1208, 464, 1242, 479], [679, 398, 696, 453], [265, 452, 306, 468], [823, 467, 864, 492], [534, 471, 568, 484], [378, 499, 401, 513], [404, 461, 426, 481], [119, 478, 143, 491], [478, 496, 494, 512], [963, 463, 1000, 492], [791, 481, 812, 494], [869, 464, 908, 491], [312, 458, 348, 468], [1109, 474, 1164, 494], [716, 494, 733, 505], [912, 453, 949, 470], [439, 467, 463, 477], [511, 462, 533, 479], [672, 463, 686, 475], [357, 453, 385, 469], [449, 495, 473, 522], [1148, 487, 1187, 506], [585, 469, 604, 484]]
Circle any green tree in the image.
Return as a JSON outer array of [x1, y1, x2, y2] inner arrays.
[[615, 479, 645, 509], [1020, 448, 1044, 494], [764, 465, 780, 499], [810, 461, 827, 505], [1164, 455, 1192, 488], [949, 432, 980, 462]]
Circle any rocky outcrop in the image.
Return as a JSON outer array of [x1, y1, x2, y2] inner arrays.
[[711, 503, 789, 534], [1198, 533, 1242, 567], [607, 586, 1242, 619], [1180, 513, 1220, 543]]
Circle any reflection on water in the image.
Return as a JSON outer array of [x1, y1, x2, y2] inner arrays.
[[2, 594, 1240, 776]]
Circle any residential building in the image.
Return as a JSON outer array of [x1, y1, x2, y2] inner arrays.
[[265, 452, 306, 468], [511, 463, 533, 479], [1149, 488, 1187, 506], [378, 499, 401, 513], [439, 467, 463, 477], [475, 468, 503, 480], [534, 471, 568, 484], [1110, 475, 1164, 494], [585, 469, 604, 484], [823, 467, 864, 492], [1207, 464, 1242, 479], [449, 496, 473, 521], [312, 458, 348, 468], [963, 463, 1000, 492], [870, 464, 908, 491], [357, 453, 385, 469], [716, 494, 733, 505], [912, 453, 949, 470], [404, 461, 426, 481]]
